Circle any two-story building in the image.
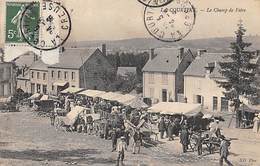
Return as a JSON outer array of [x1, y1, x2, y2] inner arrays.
[[0, 52, 15, 97], [29, 59, 48, 94], [48, 47, 115, 94], [142, 47, 195, 103]]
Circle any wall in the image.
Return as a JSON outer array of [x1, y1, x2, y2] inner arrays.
[[29, 69, 48, 94], [184, 75, 231, 112], [79, 50, 116, 90], [47, 68, 80, 94], [143, 71, 175, 103], [0, 62, 15, 97]]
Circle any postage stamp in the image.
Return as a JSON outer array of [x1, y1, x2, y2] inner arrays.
[[144, 0, 196, 42], [138, 0, 173, 8], [5, 2, 40, 44], [20, 1, 72, 51]]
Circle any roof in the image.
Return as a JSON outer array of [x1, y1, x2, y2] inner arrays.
[[142, 47, 190, 73], [78, 89, 106, 97], [148, 102, 202, 115], [117, 67, 137, 76], [49, 48, 100, 69], [30, 59, 48, 71], [60, 87, 85, 94], [184, 53, 228, 78], [13, 51, 38, 67]]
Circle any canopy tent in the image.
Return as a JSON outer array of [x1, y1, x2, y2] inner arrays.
[[60, 87, 84, 94], [98, 92, 122, 101], [78, 89, 106, 98], [28, 93, 42, 100], [53, 81, 68, 87], [115, 94, 136, 104], [63, 106, 86, 126], [40, 95, 59, 101], [240, 104, 260, 113], [148, 102, 202, 116], [125, 98, 148, 109], [0, 97, 12, 103]]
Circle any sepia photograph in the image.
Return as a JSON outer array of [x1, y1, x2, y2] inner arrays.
[[0, 0, 260, 165]]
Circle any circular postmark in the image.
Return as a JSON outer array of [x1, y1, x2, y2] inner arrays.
[[20, 1, 72, 51], [138, 0, 173, 8], [144, 0, 196, 42]]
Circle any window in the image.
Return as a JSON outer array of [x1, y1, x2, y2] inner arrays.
[[37, 72, 40, 79], [162, 89, 167, 102], [194, 95, 204, 105], [31, 83, 35, 94], [58, 71, 61, 79], [51, 71, 54, 78], [0, 68, 3, 80], [221, 97, 229, 112], [64, 71, 68, 79], [161, 73, 168, 85], [43, 73, 46, 80], [72, 72, 75, 80], [52, 85, 54, 91], [36, 84, 41, 93], [149, 88, 154, 98], [43, 85, 47, 94], [31, 71, 34, 78], [213, 96, 218, 111], [148, 72, 155, 84]]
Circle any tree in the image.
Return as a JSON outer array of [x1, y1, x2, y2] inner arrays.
[[217, 20, 258, 128]]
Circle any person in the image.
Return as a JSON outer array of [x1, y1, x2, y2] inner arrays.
[[180, 126, 189, 153], [50, 108, 57, 126], [111, 128, 118, 152], [116, 136, 127, 166], [219, 135, 233, 166], [196, 131, 203, 156], [132, 129, 143, 154], [167, 119, 174, 141], [164, 116, 170, 138], [158, 116, 166, 139], [253, 113, 260, 133]]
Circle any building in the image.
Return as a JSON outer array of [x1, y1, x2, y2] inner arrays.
[[15, 51, 39, 93], [47, 47, 115, 94], [142, 47, 195, 103], [29, 59, 48, 94], [0, 49, 15, 97]]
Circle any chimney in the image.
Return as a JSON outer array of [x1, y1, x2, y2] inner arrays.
[[178, 47, 184, 63], [150, 48, 156, 60], [196, 49, 207, 59], [256, 50, 260, 56], [59, 46, 65, 53], [102, 44, 106, 56]]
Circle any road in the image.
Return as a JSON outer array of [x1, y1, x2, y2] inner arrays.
[[0, 111, 258, 166]]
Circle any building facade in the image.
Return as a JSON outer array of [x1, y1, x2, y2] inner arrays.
[[142, 47, 195, 103], [0, 55, 15, 97], [184, 52, 230, 112]]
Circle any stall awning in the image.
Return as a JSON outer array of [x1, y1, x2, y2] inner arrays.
[[63, 106, 86, 126], [78, 90, 106, 98], [115, 94, 136, 104], [98, 92, 122, 101], [40, 95, 49, 101], [125, 98, 148, 109], [28, 93, 42, 100], [148, 102, 202, 115], [61, 87, 84, 94], [53, 81, 68, 87], [240, 104, 260, 113]]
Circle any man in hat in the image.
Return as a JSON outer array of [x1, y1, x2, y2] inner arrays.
[[253, 113, 260, 133], [219, 135, 233, 166], [132, 129, 143, 154], [180, 125, 189, 153], [158, 116, 166, 139], [111, 128, 118, 152], [116, 136, 127, 166]]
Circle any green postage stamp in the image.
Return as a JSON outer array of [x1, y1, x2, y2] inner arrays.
[[5, 2, 40, 43]]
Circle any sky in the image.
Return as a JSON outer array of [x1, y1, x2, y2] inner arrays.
[[1, 0, 260, 45]]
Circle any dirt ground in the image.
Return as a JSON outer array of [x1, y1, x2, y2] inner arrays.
[[0, 111, 259, 166]]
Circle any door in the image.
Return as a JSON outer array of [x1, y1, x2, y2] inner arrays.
[[162, 89, 167, 102]]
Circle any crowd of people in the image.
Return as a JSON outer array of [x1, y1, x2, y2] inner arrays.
[[39, 93, 233, 166]]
